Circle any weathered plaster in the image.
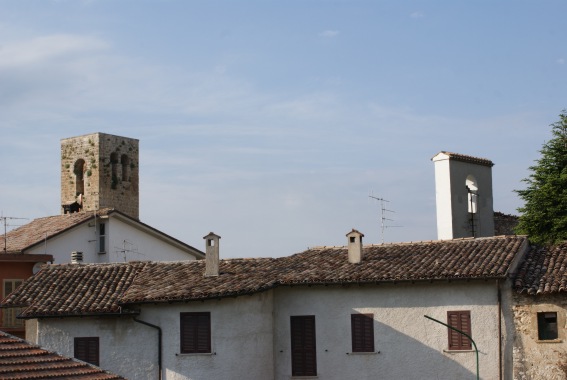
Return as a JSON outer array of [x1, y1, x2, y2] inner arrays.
[[513, 293, 567, 380]]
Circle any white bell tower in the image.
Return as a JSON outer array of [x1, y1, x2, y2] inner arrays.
[[432, 151, 495, 240]]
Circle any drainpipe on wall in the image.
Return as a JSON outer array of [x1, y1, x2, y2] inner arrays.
[[497, 279, 502, 380], [133, 317, 162, 380]]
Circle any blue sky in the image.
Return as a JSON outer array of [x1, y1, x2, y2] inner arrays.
[[1, 0, 566, 258]]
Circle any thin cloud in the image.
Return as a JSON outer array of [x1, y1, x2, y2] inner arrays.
[[319, 30, 339, 38], [0, 34, 108, 68], [557, 58, 565, 65], [410, 11, 425, 19]]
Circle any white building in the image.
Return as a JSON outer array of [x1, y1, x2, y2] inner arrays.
[[0, 208, 204, 263], [3, 232, 528, 379]]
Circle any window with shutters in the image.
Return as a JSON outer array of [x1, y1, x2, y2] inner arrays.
[[351, 313, 375, 352], [290, 315, 317, 376], [537, 312, 558, 340], [2, 280, 24, 328], [74, 337, 99, 366], [180, 312, 211, 354], [447, 310, 472, 350]]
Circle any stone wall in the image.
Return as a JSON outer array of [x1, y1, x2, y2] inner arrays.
[[494, 211, 519, 236], [513, 293, 567, 379], [61, 133, 139, 219]]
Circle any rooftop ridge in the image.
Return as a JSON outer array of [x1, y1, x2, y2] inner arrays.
[[433, 151, 494, 167], [309, 235, 524, 250]]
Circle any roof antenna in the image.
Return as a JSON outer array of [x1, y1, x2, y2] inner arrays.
[[1, 212, 28, 253], [369, 193, 402, 244]]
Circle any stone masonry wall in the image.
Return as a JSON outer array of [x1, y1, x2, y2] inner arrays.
[[60, 133, 139, 219], [513, 293, 567, 380]]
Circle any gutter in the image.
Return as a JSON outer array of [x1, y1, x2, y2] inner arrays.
[[133, 317, 162, 380]]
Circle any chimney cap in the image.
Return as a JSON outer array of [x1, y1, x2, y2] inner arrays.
[[346, 229, 364, 237], [203, 232, 221, 239]]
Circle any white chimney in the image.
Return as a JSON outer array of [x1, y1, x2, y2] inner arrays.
[[71, 251, 83, 264], [203, 232, 220, 276], [346, 229, 364, 264]]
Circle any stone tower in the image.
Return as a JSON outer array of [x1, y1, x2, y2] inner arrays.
[[432, 151, 494, 240], [61, 133, 139, 219]]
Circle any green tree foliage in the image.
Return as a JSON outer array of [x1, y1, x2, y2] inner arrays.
[[516, 111, 567, 245]]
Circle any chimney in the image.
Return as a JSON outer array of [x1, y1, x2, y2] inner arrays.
[[346, 229, 364, 264], [203, 232, 220, 276], [71, 251, 83, 264]]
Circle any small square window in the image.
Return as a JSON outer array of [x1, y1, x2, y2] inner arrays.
[[180, 312, 211, 353], [537, 312, 558, 340], [74, 337, 99, 366]]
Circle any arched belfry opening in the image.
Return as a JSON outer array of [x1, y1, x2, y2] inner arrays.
[[121, 154, 129, 182], [466, 175, 478, 214], [74, 159, 85, 196], [110, 152, 118, 177], [432, 152, 494, 240], [465, 175, 479, 237]]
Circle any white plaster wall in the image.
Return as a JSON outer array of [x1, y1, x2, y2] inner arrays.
[[35, 317, 158, 380], [26, 217, 198, 264], [448, 160, 494, 239], [106, 218, 197, 263], [33, 291, 275, 379], [434, 158, 454, 240], [27, 222, 101, 264], [273, 282, 502, 380], [140, 291, 274, 380]]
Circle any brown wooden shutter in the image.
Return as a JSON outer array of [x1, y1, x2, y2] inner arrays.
[[180, 312, 211, 353], [447, 311, 472, 350], [74, 337, 99, 366], [351, 313, 374, 352], [290, 315, 317, 376]]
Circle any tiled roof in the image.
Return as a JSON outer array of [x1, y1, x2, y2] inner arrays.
[[3, 262, 146, 318], [121, 258, 280, 304], [0, 331, 125, 379], [2, 236, 528, 317], [0, 210, 111, 254], [514, 243, 567, 295], [433, 151, 494, 167]]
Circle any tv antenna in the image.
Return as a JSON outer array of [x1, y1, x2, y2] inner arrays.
[[1, 213, 29, 253], [114, 240, 144, 262], [369, 194, 402, 244]]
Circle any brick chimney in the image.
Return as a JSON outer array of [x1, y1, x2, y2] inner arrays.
[[203, 232, 220, 276], [346, 229, 364, 264]]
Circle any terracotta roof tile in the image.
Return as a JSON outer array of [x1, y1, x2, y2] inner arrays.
[[0, 331, 125, 379], [0, 210, 113, 254], [3, 236, 528, 317], [433, 151, 494, 167], [514, 243, 567, 295], [3, 262, 146, 318]]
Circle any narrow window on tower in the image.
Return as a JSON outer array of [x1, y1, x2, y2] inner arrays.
[[121, 154, 129, 182], [110, 153, 118, 189], [74, 159, 85, 196]]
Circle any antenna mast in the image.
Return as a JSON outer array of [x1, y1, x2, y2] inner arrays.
[[1, 213, 28, 253], [369, 194, 402, 244]]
